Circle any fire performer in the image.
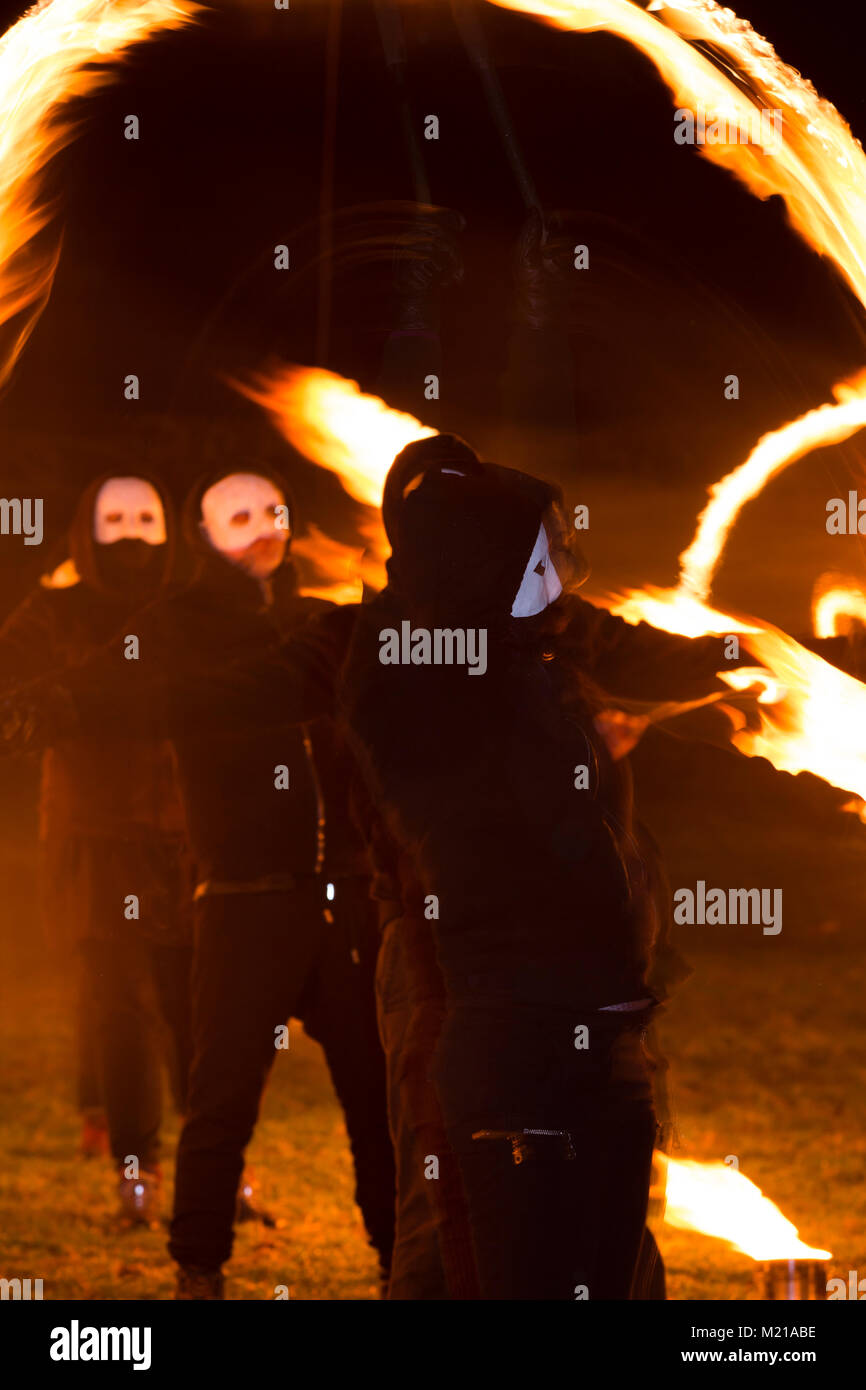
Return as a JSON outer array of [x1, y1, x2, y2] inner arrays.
[[187, 434, 838, 1300], [182, 436, 719, 1300], [0, 474, 193, 1222]]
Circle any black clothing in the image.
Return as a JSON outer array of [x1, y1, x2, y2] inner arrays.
[[81, 933, 193, 1168], [0, 476, 192, 1167], [333, 460, 676, 1296], [375, 913, 479, 1299], [73, 534, 395, 1273], [340, 590, 655, 1011], [76, 552, 366, 886], [169, 878, 394, 1273], [430, 1003, 658, 1299]]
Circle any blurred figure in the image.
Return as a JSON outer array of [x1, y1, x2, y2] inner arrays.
[[160, 470, 394, 1299], [0, 475, 194, 1224]]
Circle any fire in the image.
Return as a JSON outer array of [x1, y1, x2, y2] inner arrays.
[[679, 373, 866, 604], [716, 624, 866, 800], [237, 366, 436, 511], [485, 0, 866, 318], [0, 0, 199, 391], [235, 364, 436, 597], [472, 0, 866, 802], [661, 1155, 831, 1262], [604, 372, 866, 636], [291, 520, 387, 604], [812, 573, 866, 638]]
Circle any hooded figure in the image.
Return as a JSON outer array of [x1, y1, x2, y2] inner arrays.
[[333, 453, 662, 1300], [57, 466, 396, 1299], [0, 472, 193, 1222]]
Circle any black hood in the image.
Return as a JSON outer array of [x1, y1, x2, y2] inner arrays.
[[382, 437, 587, 627], [386, 458, 542, 627], [68, 471, 177, 597], [382, 433, 484, 549]]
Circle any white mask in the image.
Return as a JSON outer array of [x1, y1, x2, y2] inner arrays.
[[200, 473, 289, 556], [93, 477, 166, 545], [511, 523, 563, 618]]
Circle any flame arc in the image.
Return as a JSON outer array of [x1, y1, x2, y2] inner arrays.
[[679, 375, 866, 603], [0, 0, 200, 392], [486, 0, 866, 318]]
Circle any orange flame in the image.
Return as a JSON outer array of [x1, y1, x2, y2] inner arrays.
[[476, 0, 866, 803], [291, 519, 387, 604], [237, 366, 436, 510], [715, 624, 866, 799], [236, 364, 437, 596], [661, 1155, 831, 1261], [0, 0, 199, 391], [812, 572, 866, 637], [679, 373, 866, 604], [486, 0, 866, 317]]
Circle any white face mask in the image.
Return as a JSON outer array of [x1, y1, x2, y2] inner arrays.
[[511, 522, 563, 618], [200, 473, 289, 577], [93, 477, 166, 545], [200, 473, 288, 551]]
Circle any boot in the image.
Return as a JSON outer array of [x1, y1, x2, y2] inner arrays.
[[175, 1265, 225, 1300]]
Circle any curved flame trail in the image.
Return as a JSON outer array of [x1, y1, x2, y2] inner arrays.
[[679, 374, 866, 603], [812, 574, 866, 638], [484, 0, 866, 594], [486, 0, 866, 315], [0, 0, 199, 391]]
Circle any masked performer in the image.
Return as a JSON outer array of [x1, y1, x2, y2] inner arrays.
[[187, 440, 723, 1301], [0, 475, 193, 1222]]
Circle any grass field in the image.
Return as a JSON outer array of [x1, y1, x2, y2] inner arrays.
[[1, 914, 863, 1301]]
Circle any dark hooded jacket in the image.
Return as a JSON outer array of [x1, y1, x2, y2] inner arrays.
[[0, 472, 186, 841], [336, 461, 659, 1008]]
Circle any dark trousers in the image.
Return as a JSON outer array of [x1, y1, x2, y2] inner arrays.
[[78, 934, 194, 1168], [375, 916, 479, 1299], [168, 878, 395, 1273], [430, 1002, 657, 1300], [76, 963, 103, 1115]]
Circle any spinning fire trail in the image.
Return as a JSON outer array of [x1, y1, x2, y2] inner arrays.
[[0, 0, 199, 392]]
